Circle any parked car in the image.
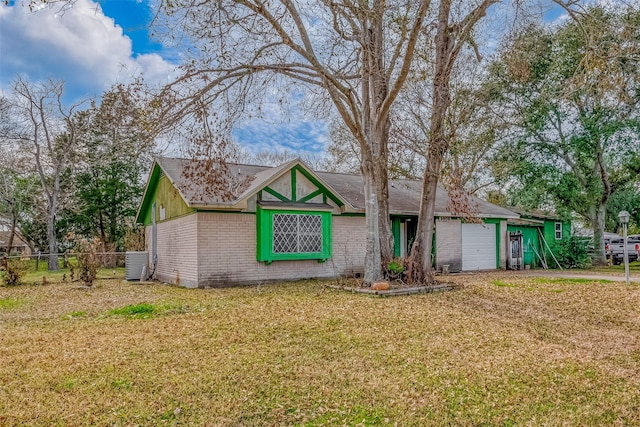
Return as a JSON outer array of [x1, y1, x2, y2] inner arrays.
[[604, 235, 619, 259], [607, 237, 640, 265]]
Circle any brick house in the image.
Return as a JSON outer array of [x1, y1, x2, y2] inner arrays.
[[136, 157, 519, 287]]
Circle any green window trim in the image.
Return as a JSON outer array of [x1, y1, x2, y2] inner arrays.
[[256, 205, 332, 264]]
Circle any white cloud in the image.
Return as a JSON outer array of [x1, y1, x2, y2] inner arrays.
[[0, 0, 177, 98], [233, 118, 328, 155], [133, 53, 176, 85]]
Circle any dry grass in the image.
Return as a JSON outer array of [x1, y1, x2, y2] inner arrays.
[[1, 272, 640, 426]]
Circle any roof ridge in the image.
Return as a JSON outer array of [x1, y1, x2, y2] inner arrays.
[[156, 155, 276, 169]]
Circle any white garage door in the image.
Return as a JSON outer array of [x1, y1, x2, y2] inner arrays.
[[462, 223, 496, 271]]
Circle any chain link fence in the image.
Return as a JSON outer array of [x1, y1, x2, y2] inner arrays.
[[1, 252, 128, 283]]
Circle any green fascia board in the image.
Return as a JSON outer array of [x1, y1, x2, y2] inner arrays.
[[256, 205, 332, 263], [136, 162, 162, 225]]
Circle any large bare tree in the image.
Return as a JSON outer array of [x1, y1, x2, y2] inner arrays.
[[8, 77, 85, 270], [407, 0, 500, 284], [153, 0, 430, 283]]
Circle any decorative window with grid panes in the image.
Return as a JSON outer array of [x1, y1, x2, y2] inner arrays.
[[272, 214, 323, 253], [257, 207, 332, 263]]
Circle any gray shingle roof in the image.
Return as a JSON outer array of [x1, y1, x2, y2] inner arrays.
[[154, 156, 518, 218]]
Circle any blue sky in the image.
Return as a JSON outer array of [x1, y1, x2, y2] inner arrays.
[[99, 0, 163, 56], [0, 0, 175, 100], [0, 0, 571, 158], [0, 0, 329, 156]]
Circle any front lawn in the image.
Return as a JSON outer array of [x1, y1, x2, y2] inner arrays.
[[1, 273, 639, 425], [4, 256, 126, 284]]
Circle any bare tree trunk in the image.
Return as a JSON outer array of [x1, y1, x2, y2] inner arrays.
[[407, 0, 497, 284], [45, 170, 62, 271], [46, 208, 59, 271], [10, 78, 81, 272], [6, 214, 17, 255], [591, 204, 607, 266], [409, 162, 442, 284], [360, 2, 396, 278], [374, 120, 393, 267], [593, 143, 610, 267], [408, 91, 450, 284], [361, 116, 392, 281], [408, 1, 454, 285], [361, 150, 383, 283]]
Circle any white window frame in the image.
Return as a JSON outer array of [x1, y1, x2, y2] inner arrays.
[[555, 222, 562, 240]]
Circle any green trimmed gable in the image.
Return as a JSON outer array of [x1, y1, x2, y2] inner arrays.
[[137, 164, 194, 226], [258, 165, 344, 210], [253, 164, 344, 264]]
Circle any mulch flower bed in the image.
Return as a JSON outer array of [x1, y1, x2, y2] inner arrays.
[[326, 278, 457, 296]]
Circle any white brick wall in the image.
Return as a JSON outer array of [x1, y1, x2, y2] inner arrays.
[[196, 212, 366, 287], [146, 214, 199, 287]]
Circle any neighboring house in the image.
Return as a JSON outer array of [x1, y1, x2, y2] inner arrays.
[[0, 229, 32, 257], [506, 208, 571, 269], [135, 157, 519, 287]]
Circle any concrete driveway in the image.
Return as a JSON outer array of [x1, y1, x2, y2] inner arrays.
[[522, 270, 640, 283]]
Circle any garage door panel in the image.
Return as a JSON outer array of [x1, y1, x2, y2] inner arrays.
[[436, 219, 461, 272], [462, 223, 496, 270]]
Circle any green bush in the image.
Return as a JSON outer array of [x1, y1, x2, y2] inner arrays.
[[2, 260, 28, 286], [386, 258, 406, 280], [555, 235, 591, 269]]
